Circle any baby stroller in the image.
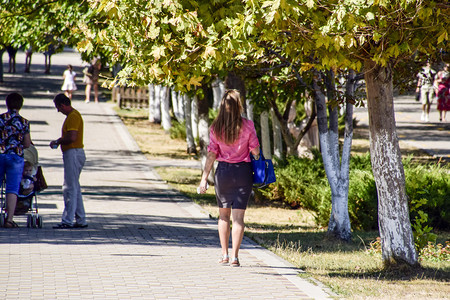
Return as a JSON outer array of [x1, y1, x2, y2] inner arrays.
[[0, 145, 45, 228]]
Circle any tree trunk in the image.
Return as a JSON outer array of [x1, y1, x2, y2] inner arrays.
[[364, 59, 418, 267], [246, 98, 254, 122], [271, 108, 283, 159], [212, 78, 224, 110], [183, 94, 197, 154], [0, 49, 4, 82], [151, 85, 161, 123], [171, 89, 184, 122], [314, 72, 351, 242], [199, 85, 214, 184], [148, 84, 155, 122], [160, 86, 171, 132], [191, 96, 199, 141], [260, 111, 272, 159]]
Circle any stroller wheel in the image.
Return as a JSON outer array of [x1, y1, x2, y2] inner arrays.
[[27, 215, 32, 228], [0, 213, 5, 227], [31, 215, 37, 228], [37, 215, 43, 228]]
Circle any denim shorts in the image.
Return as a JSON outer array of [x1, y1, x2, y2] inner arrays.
[[0, 153, 24, 195]]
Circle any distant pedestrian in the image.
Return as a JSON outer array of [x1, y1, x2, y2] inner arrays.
[[44, 45, 55, 74], [435, 63, 450, 122], [198, 90, 260, 267], [6, 45, 17, 73], [61, 65, 77, 100], [0, 93, 32, 228], [83, 58, 101, 103], [50, 94, 87, 229], [416, 61, 436, 122], [24, 47, 32, 73]]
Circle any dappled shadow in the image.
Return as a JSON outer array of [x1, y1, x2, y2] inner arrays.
[[0, 211, 219, 249], [39, 184, 191, 204]]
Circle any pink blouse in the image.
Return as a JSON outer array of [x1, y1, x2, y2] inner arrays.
[[207, 118, 260, 163]]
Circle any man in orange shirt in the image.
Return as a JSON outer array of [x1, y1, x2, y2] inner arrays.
[[50, 94, 87, 229]]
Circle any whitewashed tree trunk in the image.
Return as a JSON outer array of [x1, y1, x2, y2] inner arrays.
[[183, 94, 196, 154], [199, 113, 213, 183], [177, 92, 185, 122], [191, 96, 199, 142], [246, 98, 254, 122], [171, 89, 184, 122], [212, 78, 223, 110], [260, 111, 272, 159], [313, 72, 352, 242], [151, 84, 161, 123], [364, 60, 417, 267], [271, 108, 283, 159], [148, 83, 156, 122], [160, 86, 171, 132]]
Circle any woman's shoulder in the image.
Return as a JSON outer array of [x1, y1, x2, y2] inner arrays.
[[242, 117, 255, 127]]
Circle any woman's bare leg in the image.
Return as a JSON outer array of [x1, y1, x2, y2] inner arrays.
[[218, 207, 231, 256], [231, 208, 246, 259]]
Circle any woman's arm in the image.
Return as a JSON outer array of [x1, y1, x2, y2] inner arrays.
[[199, 152, 216, 193]]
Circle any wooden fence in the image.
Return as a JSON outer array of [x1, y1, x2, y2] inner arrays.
[[112, 86, 149, 109]]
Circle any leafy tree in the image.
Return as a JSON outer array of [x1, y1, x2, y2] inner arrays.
[[244, 0, 449, 267]]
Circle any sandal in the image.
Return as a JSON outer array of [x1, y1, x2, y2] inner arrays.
[[218, 255, 229, 265], [230, 257, 240, 267], [4, 220, 19, 228]]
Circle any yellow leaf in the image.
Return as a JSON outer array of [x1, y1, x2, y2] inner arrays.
[[151, 46, 165, 60], [437, 31, 447, 44], [188, 76, 203, 87], [202, 46, 216, 59]]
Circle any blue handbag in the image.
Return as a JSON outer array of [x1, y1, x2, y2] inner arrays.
[[250, 150, 276, 188]]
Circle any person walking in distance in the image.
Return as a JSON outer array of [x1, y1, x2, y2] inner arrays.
[[61, 65, 77, 100], [83, 58, 101, 103], [416, 61, 436, 122], [198, 90, 260, 267], [434, 63, 450, 122], [0, 93, 32, 228], [50, 94, 87, 229]]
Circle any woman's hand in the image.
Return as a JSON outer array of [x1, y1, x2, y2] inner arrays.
[[198, 179, 208, 194]]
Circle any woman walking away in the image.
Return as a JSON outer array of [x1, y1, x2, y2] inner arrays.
[[61, 65, 77, 100], [198, 89, 260, 267], [0, 93, 32, 228]]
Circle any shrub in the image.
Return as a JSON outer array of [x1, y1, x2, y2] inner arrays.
[[404, 160, 450, 229], [169, 120, 186, 140], [262, 152, 449, 232]]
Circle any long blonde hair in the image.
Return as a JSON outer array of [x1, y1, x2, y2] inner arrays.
[[211, 89, 243, 145]]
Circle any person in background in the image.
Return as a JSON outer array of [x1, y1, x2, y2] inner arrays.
[[83, 58, 101, 103], [434, 63, 450, 122], [6, 45, 17, 73], [24, 47, 32, 73], [61, 64, 77, 100], [50, 94, 87, 229], [416, 61, 436, 122], [198, 90, 260, 267], [0, 93, 32, 228]]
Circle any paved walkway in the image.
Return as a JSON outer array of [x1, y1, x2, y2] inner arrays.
[[0, 51, 332, 299], [354, 96, 450, 161]]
